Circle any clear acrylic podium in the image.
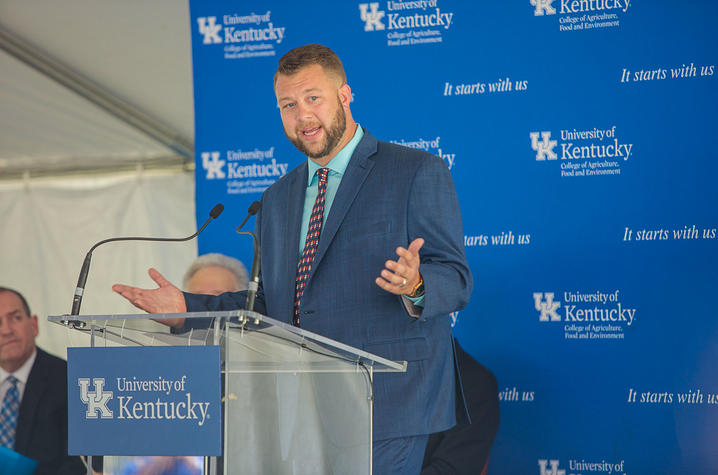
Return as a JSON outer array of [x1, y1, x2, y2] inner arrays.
[[49, 310, 407, 475]]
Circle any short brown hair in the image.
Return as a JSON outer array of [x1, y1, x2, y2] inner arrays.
[[274, 44, 347, 86]]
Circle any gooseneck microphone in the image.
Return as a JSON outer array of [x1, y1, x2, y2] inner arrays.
[[236, 201, 262, 311], [68, 203, 224, 320]]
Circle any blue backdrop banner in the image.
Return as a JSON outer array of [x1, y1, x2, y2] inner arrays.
[[188, 1, 717, 473], [67, 346, 221, 456]]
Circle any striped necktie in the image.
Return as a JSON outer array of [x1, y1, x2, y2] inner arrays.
[[294, 167, 329, 327], [0, 376, 20, 448]]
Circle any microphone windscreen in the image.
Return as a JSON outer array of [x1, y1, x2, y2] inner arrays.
[[210, 203, 224, 218], [248, 201, 261, 216]]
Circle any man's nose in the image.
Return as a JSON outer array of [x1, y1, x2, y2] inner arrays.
[[296, 101, 313, 121]]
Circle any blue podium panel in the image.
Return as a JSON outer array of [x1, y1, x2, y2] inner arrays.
[[67, 346, 221, 456]]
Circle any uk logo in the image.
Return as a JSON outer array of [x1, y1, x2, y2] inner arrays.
[[359, 3, 386, 31], [201, 152, 226, 179], [78, 378, 113, 419], [530, 131, 558, 160], [533, 292, 561, 322], [530, 0, 557, 16], [197, 17, 223, 44], [538, 459, 565, 475]]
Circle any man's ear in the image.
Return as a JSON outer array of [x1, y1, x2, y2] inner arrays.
[[339, 83, 352, 109], [31, 314, 39, 338]]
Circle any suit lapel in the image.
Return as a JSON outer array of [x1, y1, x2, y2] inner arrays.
[[308, 132, 378, 281], [14, 350, 45, 452], [282, 164, 306, 312]]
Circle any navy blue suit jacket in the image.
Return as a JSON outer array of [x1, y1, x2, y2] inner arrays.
[[14, 348, 85, 475], [421, 339, 500, 474], [186, 130, 472, 440]]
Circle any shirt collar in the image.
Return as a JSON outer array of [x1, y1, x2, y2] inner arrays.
[[0, 348, 36, 385], [306, 124, 364, 185]]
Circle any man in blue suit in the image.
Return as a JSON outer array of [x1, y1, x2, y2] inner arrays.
[[114, 44, 472, 474]]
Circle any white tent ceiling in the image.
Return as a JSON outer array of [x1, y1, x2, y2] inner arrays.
[[0, 0, 195, 178]]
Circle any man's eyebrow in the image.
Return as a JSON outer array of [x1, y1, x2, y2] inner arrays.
[[278, 88, 324, 102]]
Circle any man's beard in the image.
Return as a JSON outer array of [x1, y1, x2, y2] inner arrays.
[[287, 97, 347, 159]]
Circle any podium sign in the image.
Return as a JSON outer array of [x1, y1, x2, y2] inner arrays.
[[52, 310, 406, 474], [67, 346, 221, 456]]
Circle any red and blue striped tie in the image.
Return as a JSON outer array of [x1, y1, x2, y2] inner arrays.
[[294, 168, 329, 327]]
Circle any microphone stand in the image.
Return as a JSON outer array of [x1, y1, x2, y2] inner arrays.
[[235, 201, 262, 313], [64, 204, 224, 327]]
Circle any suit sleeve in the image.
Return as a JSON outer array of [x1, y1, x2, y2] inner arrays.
[[408, 155, 473, 320], [184, 287, 266, 316]]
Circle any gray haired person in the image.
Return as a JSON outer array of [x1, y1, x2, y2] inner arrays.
[[158, 253, 249, 330]]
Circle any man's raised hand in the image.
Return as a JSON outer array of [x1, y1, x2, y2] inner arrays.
[[112, 268, 186, 314], [376, 238, 424, 295]]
